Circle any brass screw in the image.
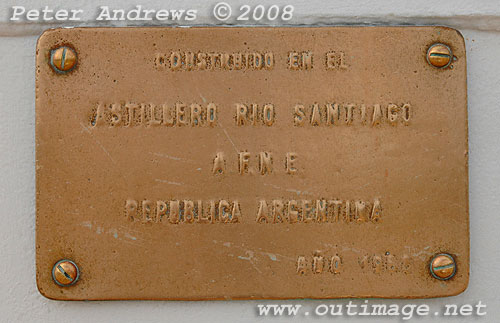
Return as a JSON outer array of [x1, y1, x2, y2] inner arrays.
[[52, 259, 80, 286], [430, 253, 456, 280], [426, 43, 453, 68], [50, 46, 77, 73]]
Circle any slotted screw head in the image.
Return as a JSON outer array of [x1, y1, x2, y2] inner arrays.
[[52, 259, 80, 286], [430, 253, 456, 280], [426, 43, 453, 68], [50, 46, 77, 73]]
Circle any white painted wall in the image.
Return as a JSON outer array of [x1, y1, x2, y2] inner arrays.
[[1, 0, 499, 322]]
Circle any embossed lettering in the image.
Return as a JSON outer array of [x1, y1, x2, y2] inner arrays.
[[286, 153, 298, 174], [91, 102, 218, 127], [155, 51, 274, 71], [259, 152, 272, 175], [256, 199, 383, 224], [212, 152, 226, 175]]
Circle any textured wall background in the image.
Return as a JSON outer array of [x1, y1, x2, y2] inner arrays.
[[1, 0, 499, 322]]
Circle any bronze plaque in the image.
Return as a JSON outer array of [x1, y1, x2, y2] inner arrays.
[[36, 27, 469, 300]]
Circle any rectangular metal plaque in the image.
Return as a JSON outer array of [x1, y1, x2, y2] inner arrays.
[[36, 27, 468, 300]]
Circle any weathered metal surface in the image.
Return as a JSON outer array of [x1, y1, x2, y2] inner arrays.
[[36, 27, 468, 300]]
